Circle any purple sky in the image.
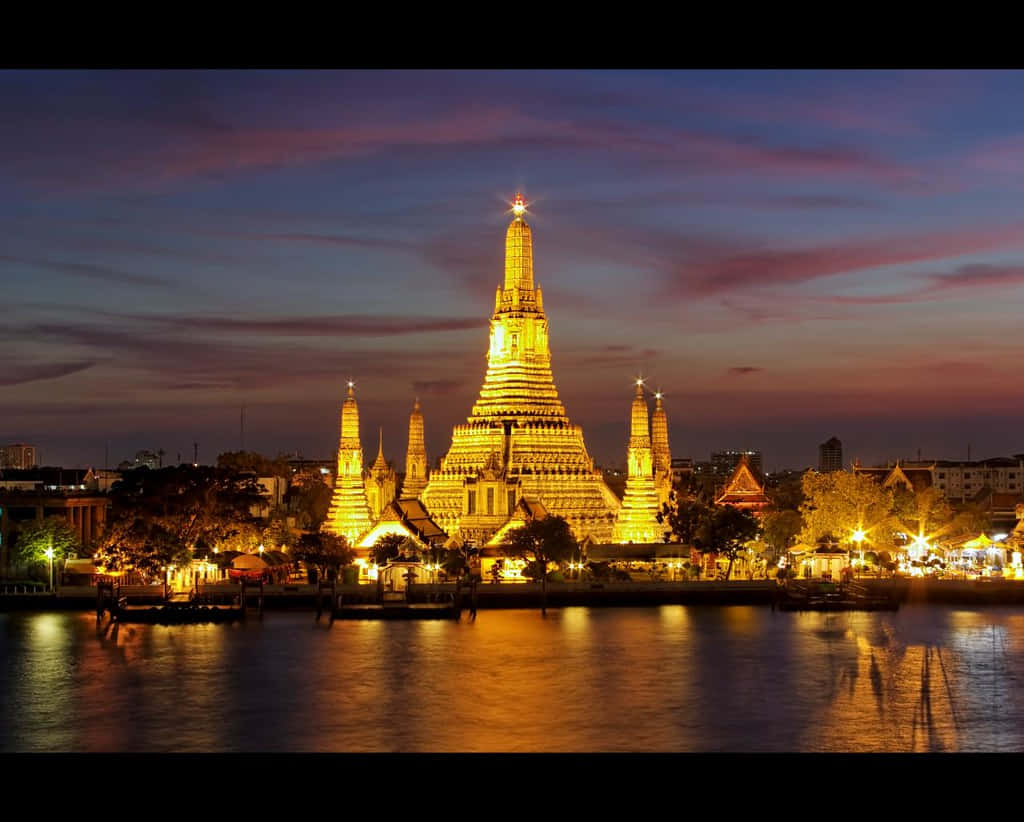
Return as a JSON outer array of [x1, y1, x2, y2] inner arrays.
[[5, 69, 1024, 472]]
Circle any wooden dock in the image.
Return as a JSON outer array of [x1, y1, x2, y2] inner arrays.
[[316, 582, 461, 621], [96, 580, 251, 624], [777, 581, 899, 612]]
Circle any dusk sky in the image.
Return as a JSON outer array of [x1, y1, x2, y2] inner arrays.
[[5, 69, 1024, 472]]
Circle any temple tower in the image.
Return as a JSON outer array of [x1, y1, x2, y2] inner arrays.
[[420, 193, 620, 543], [324, 382, 374, 544], [612, 381, 663, 544], [364, 428, 397, 519], [402, 398, 428, 499], [652, 391, 672, 507]]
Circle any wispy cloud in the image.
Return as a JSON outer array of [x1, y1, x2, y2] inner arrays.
[[728, 366, 763, 375], [665, 223, 1024, 298], [0, 254, 170, 287], [0, 360, 96, 387]]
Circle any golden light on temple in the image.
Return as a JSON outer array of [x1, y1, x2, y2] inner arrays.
[[420, 191, 622, 544], [613, 380, 662, 544]]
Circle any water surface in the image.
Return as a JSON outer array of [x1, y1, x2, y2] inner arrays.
[[2, 605, 1021, 752]]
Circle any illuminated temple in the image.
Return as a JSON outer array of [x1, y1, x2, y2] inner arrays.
[[419, 194, 621, 545], [324, 382, 374, 543], [612, 381, 664, 544], [652, 391, 672, 508]]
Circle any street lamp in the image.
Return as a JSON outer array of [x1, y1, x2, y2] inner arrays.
[[44, 547, 54, 592]]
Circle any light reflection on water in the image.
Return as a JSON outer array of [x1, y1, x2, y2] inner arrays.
[[2, 605, 1024, 752]]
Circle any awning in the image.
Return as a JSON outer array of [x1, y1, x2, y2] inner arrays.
[[64, 559, 98, 575], [232, 554, 268, 570]]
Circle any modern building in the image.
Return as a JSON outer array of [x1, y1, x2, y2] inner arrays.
[[670, 457, 694, 487], [116, 450, 161, 471], [711, 450, 763, 478], [0, 488, 110, 569], [819, 437, 843, 473], [0, 444, 38, 469], [854, 456, 1024, 502]]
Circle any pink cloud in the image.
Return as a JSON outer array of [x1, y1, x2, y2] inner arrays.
[[671, 223, 1024, 297], [12, 105, 926, 195]]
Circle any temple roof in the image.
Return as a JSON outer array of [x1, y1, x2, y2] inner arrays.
[[716, 455, 768, 506]]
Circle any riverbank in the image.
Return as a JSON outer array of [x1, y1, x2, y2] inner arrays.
[[5, 578, 1024, 611]]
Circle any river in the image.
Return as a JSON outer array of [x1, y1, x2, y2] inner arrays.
[[2, 605, 1022, 752]]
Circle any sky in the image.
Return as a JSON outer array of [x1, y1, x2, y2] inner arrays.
[[5, 69, 1024, 472]]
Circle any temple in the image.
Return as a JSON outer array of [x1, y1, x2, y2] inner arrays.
[[715, 454, 770, 516], [419, 193, 621, 545], [402, 399, 428, 499], [323, 383, 374, 544], [612, 381, 664, 543], [364, 428, 397, 520], [652, 391, 672, 508]]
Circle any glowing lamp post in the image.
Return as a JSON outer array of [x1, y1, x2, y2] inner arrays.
[[44, 546, 54, 592]]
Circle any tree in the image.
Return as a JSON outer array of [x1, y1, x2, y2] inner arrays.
[[892, 485, 952, 542], [695, 505, 759, 580], [95, 465, 266, 581], [766, 472, 806, 512], [93, 516, 190, 582], [370, 533, 407, 567], [658, 492, 712, 546], [761, 509, 803, 558], [286, 475, 333, 530], [13, 517, 80, 577], [949, 501, 992, 540], [217, 451, 291, 478], [293, 532, 354, 581], [673, 471, 716, 506], [799, 471, 896, 551], [107, 465, 264, 554], [503, 515, 578, 614]]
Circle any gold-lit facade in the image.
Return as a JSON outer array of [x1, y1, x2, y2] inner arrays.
[[612, 382, 664, 544], [420, 194, 621, 544], [324, 383, 374, 545], [652, 392, 672, 508], [402, 399, 428, 499], [364, 428, 397, 520]]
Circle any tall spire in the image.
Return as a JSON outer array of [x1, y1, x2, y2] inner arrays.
[[403, 397, 428, 499], [504, 192, 534, 293], [652, 392, 670, 473], [341, 380, 360, 445], [421, 194, 621, 544], [325, 382, 373, 544], [630, 379, 651, 448], [371, 427, 387, 473], [651, 391, 672, 507], [614, 380, 661, 544]]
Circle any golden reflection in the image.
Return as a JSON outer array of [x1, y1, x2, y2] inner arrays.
[[658, 605, 688, 630], [795, 613, 962, 752]]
